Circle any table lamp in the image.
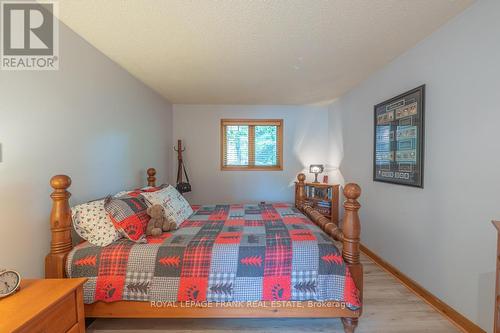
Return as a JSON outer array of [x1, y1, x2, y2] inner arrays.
[[309, 164, 324, 183]]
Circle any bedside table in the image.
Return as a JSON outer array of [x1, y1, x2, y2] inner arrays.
[[0, 278, 87, 333]]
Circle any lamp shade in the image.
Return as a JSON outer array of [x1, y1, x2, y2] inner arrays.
[[309, 164, 324, 174]]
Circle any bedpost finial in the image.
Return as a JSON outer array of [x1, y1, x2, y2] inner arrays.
[[147, 168, 157, 187], [147, 168, 156, 177], [297, 173, 306, 183], [344, 183, 361, 200], [50, 175, 71, 190]]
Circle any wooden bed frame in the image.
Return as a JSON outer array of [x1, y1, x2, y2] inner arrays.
[[45, 169, 363, 333]]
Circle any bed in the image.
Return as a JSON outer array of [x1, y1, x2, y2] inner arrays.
[[45, 169, 363, 333]]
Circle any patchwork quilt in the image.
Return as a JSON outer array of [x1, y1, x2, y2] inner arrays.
[[66, 203, 360, 309]]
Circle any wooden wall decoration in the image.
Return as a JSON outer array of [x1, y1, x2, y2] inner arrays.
[[373, 85, 425, 188]]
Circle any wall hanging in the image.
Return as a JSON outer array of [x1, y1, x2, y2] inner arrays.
[[373, 85, 425, 188]]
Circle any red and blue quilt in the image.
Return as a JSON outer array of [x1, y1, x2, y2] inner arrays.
[[66, 203, 360, 309]]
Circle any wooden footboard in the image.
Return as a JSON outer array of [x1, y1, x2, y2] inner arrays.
[[45, 169, 362, 333], [295, 173, 363, 331]]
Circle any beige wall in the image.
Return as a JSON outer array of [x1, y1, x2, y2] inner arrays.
[[0, 22, 173, 278], [172, 104, 330, 204], [328, 0, 499, 331]]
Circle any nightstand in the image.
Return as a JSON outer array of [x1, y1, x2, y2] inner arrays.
[[0, 278, 87, 333]]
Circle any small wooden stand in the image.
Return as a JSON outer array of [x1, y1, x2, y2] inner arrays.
[[295, 181, 339, 225]]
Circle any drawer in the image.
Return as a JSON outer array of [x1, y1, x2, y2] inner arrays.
[[16, 292, 77, 333]]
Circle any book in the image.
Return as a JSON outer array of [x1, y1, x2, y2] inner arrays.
[[297, 183, 339, 223]]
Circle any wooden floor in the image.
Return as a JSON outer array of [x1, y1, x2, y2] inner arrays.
[[88, 253, 460, 333]]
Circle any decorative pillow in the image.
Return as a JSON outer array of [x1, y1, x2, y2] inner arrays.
[[140, 185, 193, 226], [113, 190, 130, 198], [71, 199, 121, 247], [104, 196, 150, 242], [114, 185, 167, 198]]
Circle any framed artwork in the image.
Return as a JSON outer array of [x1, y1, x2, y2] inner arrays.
[[373, 85, 425, 188]]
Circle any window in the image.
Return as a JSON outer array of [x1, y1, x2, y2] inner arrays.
[[221, 119, 283, 170]]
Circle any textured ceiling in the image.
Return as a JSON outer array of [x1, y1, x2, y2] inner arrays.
[[56, 0, 473, 104]]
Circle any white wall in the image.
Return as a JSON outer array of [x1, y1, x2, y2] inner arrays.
[[328, 0, 499, 331], [0, 22, 173, 278], [173, 105, 329, 204]]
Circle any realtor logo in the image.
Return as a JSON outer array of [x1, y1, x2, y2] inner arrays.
[[1, 1, 59, 70]]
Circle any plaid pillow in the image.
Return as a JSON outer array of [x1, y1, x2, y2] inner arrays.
[[104, 196, 150, 242]]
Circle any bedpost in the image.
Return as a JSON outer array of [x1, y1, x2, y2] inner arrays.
[[341, 183, 362, 333], [147, 168, 156, 187], [295, 173, 306, 207], [342, 183, 361, 267], [45, 175, 73, 278]]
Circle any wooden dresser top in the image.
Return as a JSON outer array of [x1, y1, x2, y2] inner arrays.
[[0, 278, 86, 332]]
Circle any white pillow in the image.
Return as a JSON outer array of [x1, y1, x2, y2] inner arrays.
[[140, 185, 193, 226], [71, 199, 121, 246]]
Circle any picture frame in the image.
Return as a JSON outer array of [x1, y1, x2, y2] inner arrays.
[[373, 85, 425, 188]]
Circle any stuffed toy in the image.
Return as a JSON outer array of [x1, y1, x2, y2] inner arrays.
[[146, 204, 177, 236]]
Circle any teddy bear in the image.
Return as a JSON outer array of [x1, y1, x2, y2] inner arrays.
[[146, 204, 177, 236]]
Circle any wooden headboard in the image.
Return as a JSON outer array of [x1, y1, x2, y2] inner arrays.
[[45, 168, 158, 278]]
